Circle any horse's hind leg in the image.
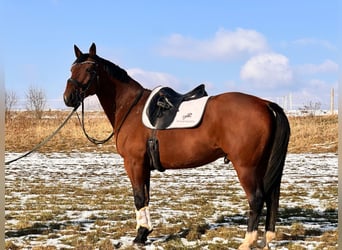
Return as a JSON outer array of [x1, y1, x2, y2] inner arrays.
[[236, 168, 265, 250], [262, 181, 281, 249]]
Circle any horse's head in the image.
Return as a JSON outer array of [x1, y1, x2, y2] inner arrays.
[[63, 43, 99, 108]]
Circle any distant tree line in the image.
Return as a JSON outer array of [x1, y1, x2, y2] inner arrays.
[[5, 85, 46, 119]]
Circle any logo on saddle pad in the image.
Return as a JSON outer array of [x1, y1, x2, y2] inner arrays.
[[142, 85, 210, 130]]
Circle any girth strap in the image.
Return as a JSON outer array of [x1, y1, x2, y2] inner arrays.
[[146, 136, 165, 172]]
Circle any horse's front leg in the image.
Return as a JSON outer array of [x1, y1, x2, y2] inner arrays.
[[133, 186, 153, 244], [124, 158, 152, 244]]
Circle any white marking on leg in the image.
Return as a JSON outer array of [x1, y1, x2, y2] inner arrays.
[[145, 206, 152, 230], [238, 231, 258, 250], [261, 231, 276, 249], [135, 206, 153, 231]]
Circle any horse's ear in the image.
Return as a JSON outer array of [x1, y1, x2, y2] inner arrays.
[[89, 43, 96, 57], [74, 45, 83, 58]]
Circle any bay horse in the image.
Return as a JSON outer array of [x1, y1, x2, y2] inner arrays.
[[63, 43, 290, 249]]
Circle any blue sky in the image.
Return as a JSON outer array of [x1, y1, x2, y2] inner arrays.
[[1, 1, 339, 110]]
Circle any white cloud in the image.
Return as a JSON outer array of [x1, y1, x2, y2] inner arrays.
[[292, 38, 336, 50], [158, 28, 269, 61], [296, 59, 339, 75], [127, 68, 180, 89], [240, 53, 293, 88]]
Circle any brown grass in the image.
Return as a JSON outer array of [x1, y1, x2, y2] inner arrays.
[[5, 111, 338, 154], [5, 111, 115, 153], [288, 115, 337, 153]]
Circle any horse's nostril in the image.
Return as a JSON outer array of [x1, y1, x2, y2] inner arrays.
[[63, 95, 69, 105], [64, 93, 76, 107], [64, 92, 81, 108]]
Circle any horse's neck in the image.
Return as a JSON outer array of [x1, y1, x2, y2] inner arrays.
[[114, 80, 143, 124], [97, 78, 143, 130], [96, 90, 116, 126]]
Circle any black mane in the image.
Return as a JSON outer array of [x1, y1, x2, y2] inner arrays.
[[74, 54, 131, 83]]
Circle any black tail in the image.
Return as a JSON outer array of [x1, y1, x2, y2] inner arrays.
[[264, 102, 291, 195]]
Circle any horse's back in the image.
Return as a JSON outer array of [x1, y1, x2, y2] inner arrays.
[[210, 91, 270, 111], [206, 92, 272, 129]]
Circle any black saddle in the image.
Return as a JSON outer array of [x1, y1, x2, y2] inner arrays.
[[146, 84, 208, 129]]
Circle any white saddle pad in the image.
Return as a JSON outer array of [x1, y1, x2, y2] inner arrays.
[[142, 86, 210, 129]]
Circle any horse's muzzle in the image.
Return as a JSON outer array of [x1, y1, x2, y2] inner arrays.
[[64, 91, 81, 108]]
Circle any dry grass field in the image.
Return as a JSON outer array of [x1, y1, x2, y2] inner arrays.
[[5, 110, 338, 154], [4, 152, 337, 249]]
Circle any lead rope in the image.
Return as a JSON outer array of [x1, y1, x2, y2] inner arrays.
[[76, 100, 114, 145], [5, 106, 79, 165], [76, 89, 144, 146]]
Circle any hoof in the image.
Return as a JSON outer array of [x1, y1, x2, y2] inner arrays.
[[239, 231, 257, 250], [260, 231, 276, 250], [133, 226, 153, 245], [238, 243, 251, 250]]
